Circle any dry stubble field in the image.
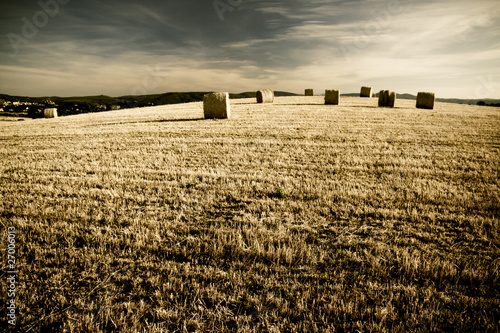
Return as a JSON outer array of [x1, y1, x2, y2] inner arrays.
[[0, 96, 499, 332]]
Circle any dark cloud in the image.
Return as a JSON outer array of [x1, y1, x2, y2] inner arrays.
[[0, 0, 499, 97]]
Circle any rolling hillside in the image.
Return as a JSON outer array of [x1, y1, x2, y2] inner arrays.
[[0, 97, 499, 332]]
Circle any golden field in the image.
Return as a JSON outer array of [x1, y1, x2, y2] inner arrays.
[[0, 96, 499, 332]]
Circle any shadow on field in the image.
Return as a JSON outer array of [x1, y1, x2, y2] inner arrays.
[[146, 118, 205, 123], [89, 118, 205, 126], [276, 103, 324, 106], [274, 104, 409, 109]]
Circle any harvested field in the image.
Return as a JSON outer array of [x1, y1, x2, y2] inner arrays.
[[0, 96, 499, 332]]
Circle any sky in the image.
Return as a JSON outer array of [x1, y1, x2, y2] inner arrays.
[[0, 0, 499, 99]]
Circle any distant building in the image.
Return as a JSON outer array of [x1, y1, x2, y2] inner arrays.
[[111, 105, 121, 110]]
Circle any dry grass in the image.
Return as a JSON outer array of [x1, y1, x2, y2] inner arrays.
[[0, 97, 499, 332]]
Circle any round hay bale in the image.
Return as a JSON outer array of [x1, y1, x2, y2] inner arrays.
[[378, 90, 388, 107], [256, 88, 274, 103], [360, 86, 372, 98], [325, 89, 340, 105], [416, 92, 435, 109], [43, 108, 58, 118], [378, 90, 396, 108], [305, 89, 314, 96], [203, 92, 230, 119], [388, 91, 396, 107]]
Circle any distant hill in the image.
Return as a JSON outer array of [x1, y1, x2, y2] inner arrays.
[[340, 92, 419, 100], [0, 94, 117, 105], [395, 94, 500, 106], [118, 92, 210, 108], [341, 92, 500, 106], [0, 91, 299, 105], [114, 91, 299, 109]]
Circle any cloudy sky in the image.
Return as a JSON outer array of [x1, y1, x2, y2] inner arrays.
[[0, 0, 499, 98]]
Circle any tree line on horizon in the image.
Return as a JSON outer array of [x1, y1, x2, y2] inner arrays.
[[0, 91, 299, 117]]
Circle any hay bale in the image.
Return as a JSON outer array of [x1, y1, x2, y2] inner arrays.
[[360, 86, 372, 98], [388, 91, 396, 107], [378, 90, 388, 107], [256, 88, 274, 103], [305, 89, 314, 96], [43, 108, 58, 118], [416, 92, 435, 109], [378, 90, 396, 107], [325, 89, 340, 105], [203, 92, 230, 119]]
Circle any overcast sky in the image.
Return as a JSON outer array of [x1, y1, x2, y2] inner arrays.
[[0, 0, 499, 98]]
